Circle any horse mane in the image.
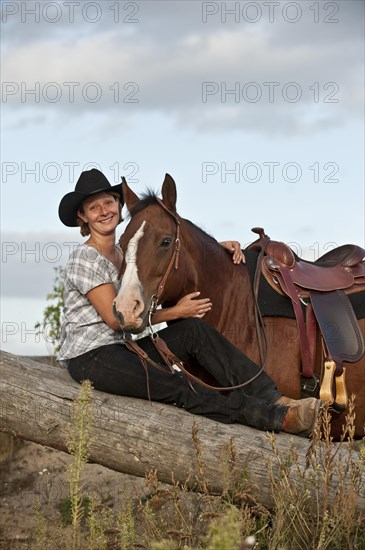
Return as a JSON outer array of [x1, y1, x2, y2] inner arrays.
[[127, 190, 219, 247], [185, 219, 217, 244], [127, 188, 159, 218]]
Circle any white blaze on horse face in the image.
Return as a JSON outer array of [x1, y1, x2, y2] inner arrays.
[[114, 221, 146, 328]]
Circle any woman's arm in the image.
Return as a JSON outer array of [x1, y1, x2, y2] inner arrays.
[[87, 286, 212, 329], [87, 285, 211, 329], [86, 284, 122, 331]]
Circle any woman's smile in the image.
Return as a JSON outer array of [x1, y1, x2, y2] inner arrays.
[[99, 215, 115, 224]]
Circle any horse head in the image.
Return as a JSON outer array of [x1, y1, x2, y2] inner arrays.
[[114, 174, 197, 332]]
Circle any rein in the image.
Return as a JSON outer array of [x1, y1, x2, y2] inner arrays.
[[124, 199, 268, 393]]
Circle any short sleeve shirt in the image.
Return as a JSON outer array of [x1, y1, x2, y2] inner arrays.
[[57, 244, 124, 364]]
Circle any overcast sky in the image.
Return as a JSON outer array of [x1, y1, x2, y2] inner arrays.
[[1, 0, 364, 354]]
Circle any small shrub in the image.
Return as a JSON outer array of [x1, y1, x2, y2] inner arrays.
[[205, 505, 243, 549], [58, 496, 91, 525], [34, 265, 65, 355], [66, 379, 94, 549]]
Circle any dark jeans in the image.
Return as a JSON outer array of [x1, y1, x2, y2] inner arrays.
[[68, 318, 287, 432]]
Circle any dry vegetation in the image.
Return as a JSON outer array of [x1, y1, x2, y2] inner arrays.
[[1, 382, 365, 550]]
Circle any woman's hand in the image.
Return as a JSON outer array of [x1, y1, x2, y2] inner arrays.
[[174, 292, 212, 319], [152, 292, 212, 323], [220, 240, 246, 264]]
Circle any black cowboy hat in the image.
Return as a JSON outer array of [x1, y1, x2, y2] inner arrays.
[[58, 168, 124, 227]]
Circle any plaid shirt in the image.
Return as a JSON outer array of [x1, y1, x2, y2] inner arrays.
[[57, 244, 124, 365]]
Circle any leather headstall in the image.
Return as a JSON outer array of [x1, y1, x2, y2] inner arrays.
[[152, 197, 181, 307]]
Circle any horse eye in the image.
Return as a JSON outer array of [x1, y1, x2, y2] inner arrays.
[[160, 237, 172, 248]]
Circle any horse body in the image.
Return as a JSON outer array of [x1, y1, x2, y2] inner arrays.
[[115, 175, 365, 438], [164, 223, 257, 352]]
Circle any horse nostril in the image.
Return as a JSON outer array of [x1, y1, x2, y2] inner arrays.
[[113, 303, 125, 326], [133, 300, 142, 315]]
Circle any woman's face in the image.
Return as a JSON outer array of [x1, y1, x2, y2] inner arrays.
[[77, 192, 120, 235]]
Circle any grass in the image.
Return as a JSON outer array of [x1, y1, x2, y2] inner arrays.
[[26, 384, 365, 549]]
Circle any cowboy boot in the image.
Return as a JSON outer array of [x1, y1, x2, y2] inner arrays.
[[277, 396, 321, 437]]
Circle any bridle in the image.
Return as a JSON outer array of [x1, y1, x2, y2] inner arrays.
[[136, 198, 268, 392], [147, 197, 182, 328]]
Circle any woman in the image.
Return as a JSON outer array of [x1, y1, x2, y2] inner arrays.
[[58, 169, 320, 436]]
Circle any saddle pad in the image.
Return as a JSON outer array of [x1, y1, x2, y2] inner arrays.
[[244, 249, 365, 320], [349, 290, 365, 319], [245, 249, 296, 318], [311, 290, 365, 363]]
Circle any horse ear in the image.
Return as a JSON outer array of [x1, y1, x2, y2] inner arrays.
[[161, 173, 177, 212], [121, 177, 139, 210]]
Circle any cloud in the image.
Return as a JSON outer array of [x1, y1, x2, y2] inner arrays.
[[2, 1, 363, 135]]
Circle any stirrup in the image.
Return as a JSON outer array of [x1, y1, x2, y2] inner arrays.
[[332, 368, 348, 413], [319, 360, 348, 414], [320, 360, 336, 404]]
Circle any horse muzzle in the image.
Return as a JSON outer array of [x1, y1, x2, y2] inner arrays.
[[113, 292, 146, 332]]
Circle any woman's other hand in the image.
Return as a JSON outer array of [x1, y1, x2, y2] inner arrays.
[[220, 241, 246, 264]]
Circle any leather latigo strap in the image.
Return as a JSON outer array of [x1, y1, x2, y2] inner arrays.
[[276, 264, 315, 378], [306, 303, 318, 376]]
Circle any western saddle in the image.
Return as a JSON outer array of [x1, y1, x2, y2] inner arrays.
[[248, 228, 365, 411]]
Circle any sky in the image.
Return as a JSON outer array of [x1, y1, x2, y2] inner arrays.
[[1, 0, 364, 355]]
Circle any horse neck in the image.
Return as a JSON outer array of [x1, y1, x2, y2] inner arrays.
[[164, 219, 257, 338]]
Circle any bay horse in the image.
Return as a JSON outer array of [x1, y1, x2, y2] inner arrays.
[[115, 174, 365, 439]]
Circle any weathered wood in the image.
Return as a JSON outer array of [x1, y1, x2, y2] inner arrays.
[[1, 350, 364, 511]]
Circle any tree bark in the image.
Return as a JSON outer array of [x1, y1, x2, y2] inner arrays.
[[1, 350, 364, 511]]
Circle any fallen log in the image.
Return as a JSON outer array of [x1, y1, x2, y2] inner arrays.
[[1, 350, 364, 511]]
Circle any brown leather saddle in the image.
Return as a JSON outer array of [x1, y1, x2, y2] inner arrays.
[[247, 228, 365, 410]]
